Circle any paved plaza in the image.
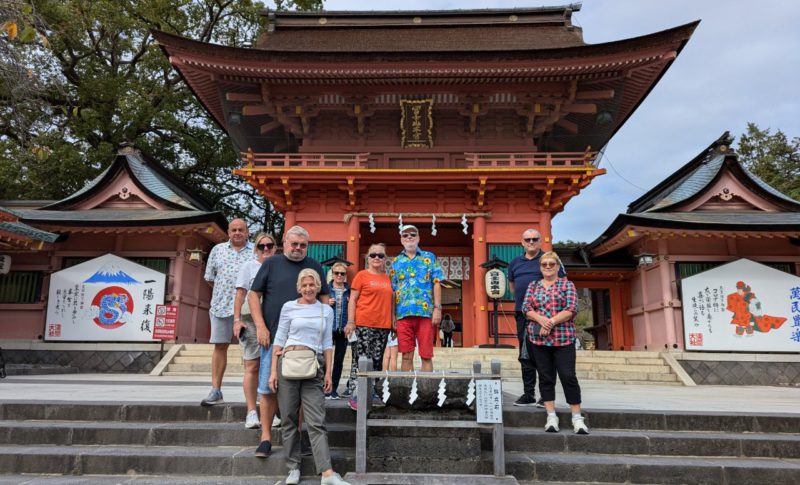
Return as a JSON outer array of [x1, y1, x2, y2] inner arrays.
[[2, 374, 799, 415]]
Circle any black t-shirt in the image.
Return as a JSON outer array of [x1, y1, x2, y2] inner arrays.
[[250, 254, 329, 343]]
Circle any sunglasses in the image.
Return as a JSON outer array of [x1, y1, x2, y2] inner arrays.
[[401, 233, 417, 239], [288, 242, 308, 249], [368, 253, 386, 259], [333, 271, 347, 276], [523, 237, 540, 243], [540, 261, 558, 268], [256, 242, 275, 251]]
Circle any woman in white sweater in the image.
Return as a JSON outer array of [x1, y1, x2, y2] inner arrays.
[[268, 268, 349, 485]]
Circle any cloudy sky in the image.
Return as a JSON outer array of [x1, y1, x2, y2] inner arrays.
[[319, 0, 800, 242]]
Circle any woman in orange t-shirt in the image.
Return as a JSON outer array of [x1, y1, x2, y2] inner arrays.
[[344, 243, 394, 406]]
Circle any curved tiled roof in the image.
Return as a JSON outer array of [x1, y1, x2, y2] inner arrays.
[[0, 221, 60, 243], [42, 146, 212, 212]]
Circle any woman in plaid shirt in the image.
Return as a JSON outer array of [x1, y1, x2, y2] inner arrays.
[[521, 251, 589, 435]]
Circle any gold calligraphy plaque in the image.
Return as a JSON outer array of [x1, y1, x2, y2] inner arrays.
[[400, 99, 433, 148]]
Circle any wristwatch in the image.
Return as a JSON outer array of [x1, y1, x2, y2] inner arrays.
[[433, 304, 442, 309]]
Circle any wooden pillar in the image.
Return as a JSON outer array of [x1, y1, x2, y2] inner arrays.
[[639, 265, 651, 348], [538, 211, 553, 251], [472, 216, 488, 346], [346, 215, 360, 277], [609, 284, 625, 351], [658, 239, 677, 350], [284, 210, 297, 230]]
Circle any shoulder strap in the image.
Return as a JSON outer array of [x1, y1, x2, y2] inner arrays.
[[316, 302, 326, 352]]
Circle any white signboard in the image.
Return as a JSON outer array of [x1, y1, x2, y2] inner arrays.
[[45, 254, 166, 341], [475, 379, 503, 423], [681, 258, 800, 352], [0, 255, 10, 275]]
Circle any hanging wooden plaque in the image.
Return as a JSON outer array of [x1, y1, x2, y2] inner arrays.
[[400, 99, 433, 148]]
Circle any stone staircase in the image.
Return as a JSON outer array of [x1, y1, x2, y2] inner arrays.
[[1, 400, 798, 483], [157, 344, 683, 385]]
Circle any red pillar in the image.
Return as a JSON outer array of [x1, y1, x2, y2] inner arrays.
[[472, 216, 488, 346], [539, 211, 553, 251], [346, 215, 360, 278], [284, 210, 297, 230]]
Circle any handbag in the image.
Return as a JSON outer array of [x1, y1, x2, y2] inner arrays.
[[280, 303, 325, 380]]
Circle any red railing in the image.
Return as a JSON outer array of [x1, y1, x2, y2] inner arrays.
[[241, 152, 369, 169], [464, 152, 596, 168]]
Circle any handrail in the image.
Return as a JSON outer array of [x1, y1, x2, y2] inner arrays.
[[240, 152, 370, 169], [464, 151, 596, 168]]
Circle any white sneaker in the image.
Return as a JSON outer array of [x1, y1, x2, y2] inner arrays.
[[544, 414, 560, 433], [572, 415, 589, 435], [272, 415, 281, 427], [244, 410, 260, 429], [320, 472, 351, 485], [286, 468, 301, 485]]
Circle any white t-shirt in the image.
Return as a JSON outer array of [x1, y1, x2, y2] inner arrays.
[[274, 300, 334, 353], [235, 259, 261, 315]]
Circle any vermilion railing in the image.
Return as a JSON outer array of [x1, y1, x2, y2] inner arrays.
[[240, 152, 370, 168], [464, 152, 596, 168]]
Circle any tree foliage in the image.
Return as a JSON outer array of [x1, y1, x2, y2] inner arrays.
[[737, 122, 800, 201], [1, 0, 322, 236]]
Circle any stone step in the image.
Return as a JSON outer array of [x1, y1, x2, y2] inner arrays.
[[505, 451, 800, 484], [4, 402, 798, 434], [575, 363, 671, 373], [3, 419, 798, 459], [1, 443, 798, 484]]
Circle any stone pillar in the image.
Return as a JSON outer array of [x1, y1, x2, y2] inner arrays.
[[472, 216, 488, 346], [346, 215, 360, 276]]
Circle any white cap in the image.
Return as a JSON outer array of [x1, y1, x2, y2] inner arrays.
[[399, 224, 418, 234]]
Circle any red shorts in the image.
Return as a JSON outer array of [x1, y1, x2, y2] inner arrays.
[[397, 316, 435, 359]]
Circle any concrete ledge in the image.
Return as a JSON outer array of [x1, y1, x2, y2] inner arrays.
[[673, 351, 800, 363], [660, 352, 696, 386], [150, 344, 184, 376], [0, 340, 174, 352]]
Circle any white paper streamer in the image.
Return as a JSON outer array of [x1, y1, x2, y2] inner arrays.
[[409, 372, 418, 405], [437, 375, 447, 407], [369, 213, 376, 233], [398, 213, 404, 232], [466, 378, 476, 407], [461, 214, 468, 234], [431, 214, 437, 236], [382, 376, 391, 403]]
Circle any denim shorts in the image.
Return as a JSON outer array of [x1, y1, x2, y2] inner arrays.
[[257, 344, 274, 395]]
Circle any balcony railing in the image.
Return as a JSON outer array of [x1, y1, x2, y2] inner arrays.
[[241, 152, 369, 169], [464, 152, 596, 168]]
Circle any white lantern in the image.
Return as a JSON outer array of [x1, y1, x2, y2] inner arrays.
[[0, 255, 10, 275], [484, 268, 506, 299]]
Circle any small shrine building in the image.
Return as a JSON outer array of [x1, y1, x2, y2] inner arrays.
[[155, 5, 698, 347]]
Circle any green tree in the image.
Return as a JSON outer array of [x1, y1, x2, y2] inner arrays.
[[737, 122, 800, 201], [0, 0, 322, 236]]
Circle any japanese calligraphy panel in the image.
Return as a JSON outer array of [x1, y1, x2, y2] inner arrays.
[[681, 258, 799, 352], [45, 254, 166, 341], [400, 99, 433, 148]]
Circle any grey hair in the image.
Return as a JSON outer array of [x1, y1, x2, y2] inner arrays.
[[284, 225, 309, 241], [296, 268, 321, 293], [522, 228, 541, 237]]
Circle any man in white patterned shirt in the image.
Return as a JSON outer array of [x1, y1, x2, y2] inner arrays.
[[201, 218, 253, 406]]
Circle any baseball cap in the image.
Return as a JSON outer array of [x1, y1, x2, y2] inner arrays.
[[399, 224, 418, 234]]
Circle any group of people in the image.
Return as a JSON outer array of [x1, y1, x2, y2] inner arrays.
[[202, 222, 446, 484], [201, 220, 589, 483]]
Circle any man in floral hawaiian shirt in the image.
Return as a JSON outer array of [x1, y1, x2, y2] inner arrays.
[[391, 225, 444, 372], [201, 218, 253, 406]]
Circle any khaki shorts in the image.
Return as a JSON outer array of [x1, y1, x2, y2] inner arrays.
[[238, 316, 260, 361]]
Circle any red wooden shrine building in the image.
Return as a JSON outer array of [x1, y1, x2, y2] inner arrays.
[[155, 5, 697, 348]]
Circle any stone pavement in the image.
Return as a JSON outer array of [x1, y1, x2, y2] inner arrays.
[[1, 373, 799, 414]]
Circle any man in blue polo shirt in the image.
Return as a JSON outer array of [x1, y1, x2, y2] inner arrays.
[[507, 228, 564, 407]]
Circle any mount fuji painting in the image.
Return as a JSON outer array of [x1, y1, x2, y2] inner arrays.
[[84, 261, 141, 285], [45, 253, 165, 342]]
